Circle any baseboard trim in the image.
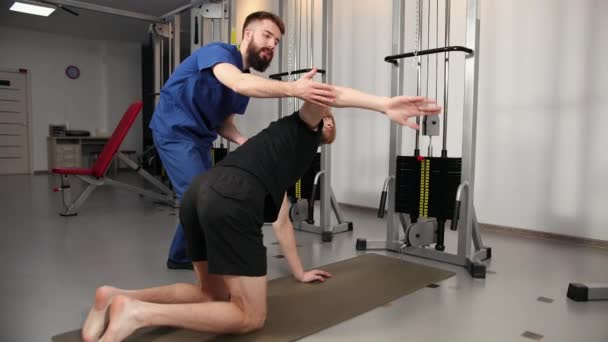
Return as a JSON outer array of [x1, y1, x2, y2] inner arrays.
[[479, 223, 608, 250], [338, 203, 608, 250]]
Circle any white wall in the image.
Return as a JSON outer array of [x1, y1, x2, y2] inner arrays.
[[237, 0, 608, 241], [330, 0, 394, 207], [0, 26, 142, 172], [231, 0, 283, 141], [476, 0, 608, 240], [101, 41, 142, 155]]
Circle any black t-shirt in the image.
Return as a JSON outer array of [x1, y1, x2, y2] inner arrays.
[[217, 112, 322, 220]]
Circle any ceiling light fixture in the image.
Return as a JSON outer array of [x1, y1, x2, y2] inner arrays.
[[10, 0, 56, 17]]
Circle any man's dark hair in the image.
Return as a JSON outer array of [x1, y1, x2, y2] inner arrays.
[[242, 11, 285, 36]]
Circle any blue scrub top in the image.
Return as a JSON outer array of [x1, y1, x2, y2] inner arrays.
[[150, 43, 250, 147]]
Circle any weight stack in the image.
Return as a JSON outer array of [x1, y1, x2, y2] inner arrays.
[[395, 156, 462, 221]]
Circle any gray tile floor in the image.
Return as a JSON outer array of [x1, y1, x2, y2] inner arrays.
[[1, 173, 607, 342]]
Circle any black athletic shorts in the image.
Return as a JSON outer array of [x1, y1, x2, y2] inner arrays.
[[179, 166, 268, 277]]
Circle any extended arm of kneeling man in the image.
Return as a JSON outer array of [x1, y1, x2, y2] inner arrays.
[[272, 194, 333, 283]]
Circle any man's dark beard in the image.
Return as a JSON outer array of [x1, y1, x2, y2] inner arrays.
[[246, 42, 272, 72]]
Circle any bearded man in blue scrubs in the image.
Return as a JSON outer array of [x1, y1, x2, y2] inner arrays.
[[150, 11, 336, 269]]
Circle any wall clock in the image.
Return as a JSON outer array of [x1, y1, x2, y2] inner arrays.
[[65, 65, 80, 80]]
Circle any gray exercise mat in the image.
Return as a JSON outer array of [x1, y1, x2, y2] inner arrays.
[[52, 253, 454, 342]]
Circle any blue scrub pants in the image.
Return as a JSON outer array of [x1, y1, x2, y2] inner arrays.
[[153, 132, 212, 264]]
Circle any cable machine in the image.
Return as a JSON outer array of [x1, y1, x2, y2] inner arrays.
[[269, 0, 352, 242], [356, 0, 491, 278]]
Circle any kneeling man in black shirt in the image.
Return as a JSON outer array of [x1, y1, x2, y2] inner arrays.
[[82, 87, 441, 342]]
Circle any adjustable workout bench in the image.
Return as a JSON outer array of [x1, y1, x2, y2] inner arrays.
[[51, 101, 177, 216]]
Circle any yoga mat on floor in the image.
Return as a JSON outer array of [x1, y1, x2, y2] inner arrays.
[[53, 253, 454, 342]]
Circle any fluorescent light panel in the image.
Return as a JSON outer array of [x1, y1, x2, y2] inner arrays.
[[10, 1, 56, 16]]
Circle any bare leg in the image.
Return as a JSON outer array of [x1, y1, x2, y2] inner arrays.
[[82, 261, 228, 342], [99, 275, 267, 342], [193, 261, 230, 301]]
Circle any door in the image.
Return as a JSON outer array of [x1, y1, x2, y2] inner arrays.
[[0, 70, 30, 175]]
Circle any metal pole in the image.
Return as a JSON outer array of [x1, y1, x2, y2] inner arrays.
[[387, 0, 405, 248], [227, 0, 233, 44], [306, 0, 309, 68], [278, 0, 285, 119], [211, 17, 215, 42], [154, 34, 161, 107], [310, 0, 314, 68], [298, 0, 302, 69], [425, 0, 432, 157], [160, 36, 164, 86], [223, 0, 231, 151], [457, 0, 479, 259], [415, 0, 422, 154], [442, 0, 451, 154], [174, 15, 181, 70], [426, 0, 430, 99], [292, 0, 301, 112], [297, 0, 302, 109], [168, 21, 173, 76], [435, 0, 438, 101], [320, 0, 332, 236], [220, 7, 223, 43]]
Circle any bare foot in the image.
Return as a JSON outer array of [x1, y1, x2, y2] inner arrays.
[[99, 295, 142, 342], [82, 286, 119, 342]]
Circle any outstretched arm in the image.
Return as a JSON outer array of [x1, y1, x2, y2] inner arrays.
[[299, 88, 441, 130], [331, 86, 389, 112], [272, 194, 332, 283], [212, 63, 335, 106], [291, 68, 441, 129]]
